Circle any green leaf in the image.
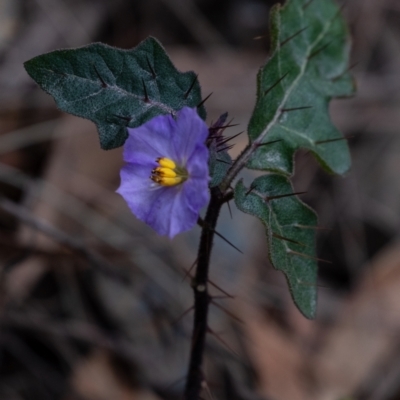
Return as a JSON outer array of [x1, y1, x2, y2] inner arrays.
[[209, 143, 232, 188], [247, 0, 355, 175], [24, 37, 205, 150], [235, 175, 318, 318]]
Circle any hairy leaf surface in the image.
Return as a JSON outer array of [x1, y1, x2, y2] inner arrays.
[[235, 175, 317, 318], [247, 0, 354, 175], [24, 37, 205, 150]]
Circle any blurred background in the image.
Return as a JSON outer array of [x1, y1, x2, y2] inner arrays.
[[0, 0, 399, 399]]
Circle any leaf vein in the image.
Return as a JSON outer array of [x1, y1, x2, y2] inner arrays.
[[256, 9, 338, 146], [279, 125, 314, 145]]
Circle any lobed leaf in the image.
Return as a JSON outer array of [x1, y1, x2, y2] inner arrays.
[[247, 0, 355, 175], [24, 37, 205, 150], [235, 175, 318, 318]]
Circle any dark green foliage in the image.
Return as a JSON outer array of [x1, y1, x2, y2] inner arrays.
[[23, 0, 354, 320], [247, 0, 355, 175], [231, 0, 354, 318], [235, 175, 317, 318], [24, 37, 205, 150], [208, 113, 233, 187], [209, 144, 232, 188]]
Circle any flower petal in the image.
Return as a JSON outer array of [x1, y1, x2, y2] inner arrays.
[[117, 107, 210, 238], [183, 144, 210, 214], [117, 163, 207, 238], [123, 113, 178, 163], [183, 177, 210, 215], [171, 107, 209, 165], [145, 186, 199, 238], [186, 144, 210, 179], [117, 163, 163, 220]]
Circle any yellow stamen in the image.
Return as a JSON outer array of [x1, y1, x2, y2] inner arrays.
[[155, 176, 183, 186], [157, 157, 176, 169], [151, 157, 187, 187], [152, 167, 177, 178]]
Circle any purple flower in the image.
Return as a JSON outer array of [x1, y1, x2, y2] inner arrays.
[[117, 107, 210, 238]]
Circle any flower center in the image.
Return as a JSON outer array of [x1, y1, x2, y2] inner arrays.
[[150, 157, 188, 187]]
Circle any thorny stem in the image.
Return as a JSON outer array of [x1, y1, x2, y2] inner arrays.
[[219, 134, 281, 193], [184, 112, 260, 398], [219, 142, 253, 193], [184, 186, 229, 399]]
